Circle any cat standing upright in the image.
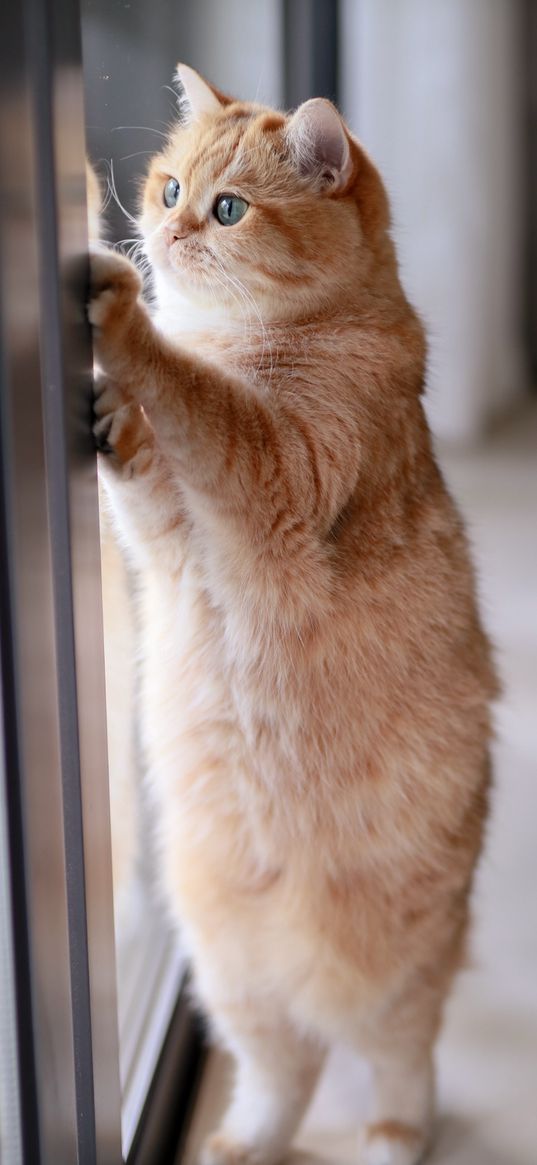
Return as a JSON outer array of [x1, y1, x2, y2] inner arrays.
[[89, 66, 497, 1165]]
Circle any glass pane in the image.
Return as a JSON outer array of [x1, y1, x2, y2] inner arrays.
[[81, 3, 283, 1150]]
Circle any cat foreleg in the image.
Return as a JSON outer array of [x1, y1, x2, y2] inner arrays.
[[88, 250, 336, 542]]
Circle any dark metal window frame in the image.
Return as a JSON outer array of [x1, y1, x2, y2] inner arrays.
[[523, 0, 537, 383], [0, 0, 123, 1157], [283, 0, 339, 108]]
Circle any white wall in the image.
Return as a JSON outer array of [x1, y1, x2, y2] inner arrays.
[[341, 0, 527, 443]]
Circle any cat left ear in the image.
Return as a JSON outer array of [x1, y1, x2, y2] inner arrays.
[[286, 98, 353, 193], [175, 63, 222, 121]]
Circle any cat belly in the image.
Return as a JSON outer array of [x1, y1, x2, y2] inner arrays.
[[137, 588, 374, 1033], [138, 567, 279, 902], [137, 567, 481, 1047], [143, 720, 422, 1047], [154, 810, 419, 1049]]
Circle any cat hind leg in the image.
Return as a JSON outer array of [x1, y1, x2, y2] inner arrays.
[[199, 1014, 324, 1165], [359, 1027, 436, 1165]]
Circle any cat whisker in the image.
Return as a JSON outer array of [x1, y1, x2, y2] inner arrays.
[[208, 254, 273, 380], [207, 264, 250, 331], [119, 150, 156, 162], [161, 83, 183, 119], [111, 124, 169, 138], [106, 157, 138, 228], [227, 275, 273, 382], [214, 268, 262, 361]]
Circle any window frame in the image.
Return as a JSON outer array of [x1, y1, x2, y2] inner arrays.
[[0, 0, 122, 1156]]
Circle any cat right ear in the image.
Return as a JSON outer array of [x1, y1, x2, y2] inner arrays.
[[286, 98, 354, 193], [175, 64, 224, 122]]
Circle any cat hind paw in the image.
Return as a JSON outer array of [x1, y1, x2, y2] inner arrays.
[[361, 1122, 428, 1165], [198, 1132, 282, 1165]]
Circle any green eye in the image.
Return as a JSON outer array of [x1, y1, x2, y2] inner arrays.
[[163, 178, 180, 208], [214, 194, 249, 226]]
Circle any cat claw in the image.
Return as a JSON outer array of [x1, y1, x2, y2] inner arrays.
[[93, 414, 114, 454], [92, 394, 154, 476]]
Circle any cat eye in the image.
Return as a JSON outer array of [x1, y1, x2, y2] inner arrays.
[[163, 177, 180, 207], [214, 194, 249, 226]]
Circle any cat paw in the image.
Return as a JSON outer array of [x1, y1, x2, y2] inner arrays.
[[360, 1122, 427, 1165], [93, 377, 154, 477], [198, 1132, 280, 1165], [88, 248, 149, 380], [88, 248, 142, 330]]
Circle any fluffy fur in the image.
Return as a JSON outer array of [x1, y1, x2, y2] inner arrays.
[[89, 68, 497, 1165]]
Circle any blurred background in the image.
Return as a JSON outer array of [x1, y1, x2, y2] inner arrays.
[[81, 3, 537, 1162]]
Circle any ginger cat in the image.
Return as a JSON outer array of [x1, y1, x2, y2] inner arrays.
[[88, 66, 497, 1165]]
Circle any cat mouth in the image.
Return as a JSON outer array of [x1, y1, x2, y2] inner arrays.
[[165, 238, 204, 271], [164, 247, 203, 285], [164, 244, 225, 293]]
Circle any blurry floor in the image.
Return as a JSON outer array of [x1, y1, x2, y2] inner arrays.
[[181, 403, 537, 1165]]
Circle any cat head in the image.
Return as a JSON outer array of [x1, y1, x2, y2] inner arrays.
[[139, 65, 396, 323]]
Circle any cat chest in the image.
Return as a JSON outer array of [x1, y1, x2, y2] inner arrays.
[[141, 565, 303, 757]]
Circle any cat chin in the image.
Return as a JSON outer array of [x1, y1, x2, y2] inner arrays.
[[150, 266, 269, 336], [151, 277, 240, 338]]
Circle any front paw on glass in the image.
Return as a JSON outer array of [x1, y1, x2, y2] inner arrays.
[[93, 380, 154, 477], [88, 247, 142, 331]]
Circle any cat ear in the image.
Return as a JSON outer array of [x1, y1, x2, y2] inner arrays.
[[286, 98, 353, 192], [175, 63, 222, 121]]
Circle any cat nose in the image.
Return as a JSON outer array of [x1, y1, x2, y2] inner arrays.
[[164, 224, 187, 245], [164, 218, 196, 246]]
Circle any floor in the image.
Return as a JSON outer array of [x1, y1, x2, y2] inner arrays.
[[181, 404, 537, 1165]]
